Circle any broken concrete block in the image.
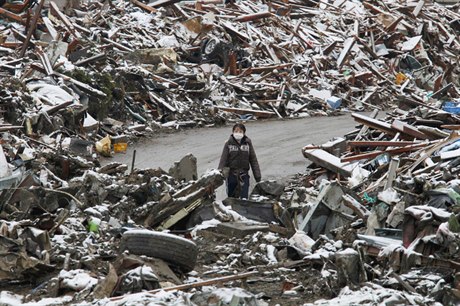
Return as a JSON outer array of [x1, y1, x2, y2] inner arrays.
[[168, 153, 198, 182], [335, 248, 361, 286], [223, 197, 278, 223]]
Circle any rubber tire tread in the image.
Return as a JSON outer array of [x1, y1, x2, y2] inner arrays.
[[120, 231, 198, 272]]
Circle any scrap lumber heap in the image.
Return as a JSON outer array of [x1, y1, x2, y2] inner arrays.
[[0, 0, 459, 128], [0, 0, 459, 305]]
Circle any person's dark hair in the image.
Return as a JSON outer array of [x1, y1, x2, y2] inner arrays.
[[232, 123, 246, 133]]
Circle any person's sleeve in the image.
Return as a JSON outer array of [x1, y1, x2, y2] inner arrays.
[[218, 141, 229, 170], [249, 141, 261, 182]]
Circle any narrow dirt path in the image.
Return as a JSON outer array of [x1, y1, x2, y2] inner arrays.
[[108, 114, 358, 198]]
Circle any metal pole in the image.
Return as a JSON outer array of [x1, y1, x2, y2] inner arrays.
[[131, 150, 137, 174]]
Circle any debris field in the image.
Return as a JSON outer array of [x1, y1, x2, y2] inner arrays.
[[0, 0, 460, 305]]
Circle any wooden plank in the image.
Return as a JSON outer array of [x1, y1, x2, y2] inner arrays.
[[73, 24, 133, 52], [341, 142, 432, 163], [352, 113, 396, 136], [337, 37, 356, 68], [75, 53, 106, 66], [413, 0, 424, 17], [385, 16, 403, 32], [149, 92, 177, 112], [384, 157, 400, 189], [302, 148, 354, 177], [348, 141, 422, 147], [43, 17, 59, 41], [391, 120, 430, 140]]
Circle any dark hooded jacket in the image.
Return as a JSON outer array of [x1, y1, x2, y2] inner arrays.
[[218, 135, 261, 182]]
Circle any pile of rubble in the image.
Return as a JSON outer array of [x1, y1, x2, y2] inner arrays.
[[1, 0, 460, 304], [1, 0, 460, 131]]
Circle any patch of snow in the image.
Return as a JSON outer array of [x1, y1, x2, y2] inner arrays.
[[191, 218, 221, 239], [263, 232, 279, 243], [266, 245, 278, 264], [59, 269, 98, 291], [129, 11, 153, 25]]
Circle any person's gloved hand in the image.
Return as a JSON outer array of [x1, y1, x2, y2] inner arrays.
[[255, 177, 262, 183]]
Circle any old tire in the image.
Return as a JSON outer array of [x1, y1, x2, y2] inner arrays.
[[120, 229, 198, 272]]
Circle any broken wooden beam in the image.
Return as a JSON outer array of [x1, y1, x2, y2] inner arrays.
[[19, 0, 45, 58], [352, 113, 396, 136], [341, 142, 432, 163], [234, 11, 273, 22], [391, 120, 430, 140], [0, 7, 25, 24], [348, 140, 423, 147]]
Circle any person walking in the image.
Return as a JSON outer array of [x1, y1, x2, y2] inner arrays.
[[218, 123, 261, 199]]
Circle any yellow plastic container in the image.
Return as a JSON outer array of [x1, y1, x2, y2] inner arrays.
[[395, 72, 408, 85], [114, 143, 128, 153]]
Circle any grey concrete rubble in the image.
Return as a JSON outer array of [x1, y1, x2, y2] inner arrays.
[[0, 0, 459, 305]]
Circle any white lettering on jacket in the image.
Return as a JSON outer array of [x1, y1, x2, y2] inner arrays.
[[228, 144, 249, 152]]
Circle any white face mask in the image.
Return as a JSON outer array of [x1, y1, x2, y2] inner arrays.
[[233, 132, 244, 140]]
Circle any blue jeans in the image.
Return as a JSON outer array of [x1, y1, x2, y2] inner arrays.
[[227, 171, 250, 199]]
